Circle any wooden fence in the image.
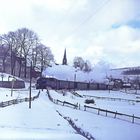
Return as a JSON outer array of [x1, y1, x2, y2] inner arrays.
[[84, 105, 140, 123], [70, 91, 83, 98], [0, 91, 40, 108], [83, 95, 140, 103], [120, 89, 140, 95], [46, 90, 140, 124], [56, 100, 78, 109]]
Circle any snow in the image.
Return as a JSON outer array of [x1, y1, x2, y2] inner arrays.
[[0, 88, 85, 140], [57, 107, 140, 140], [0, 72, 23, 81], [50, 90, 140, 116], [50, 90, 140, 140], [0, 70, 140, 140], [0, 84, 140, 140]]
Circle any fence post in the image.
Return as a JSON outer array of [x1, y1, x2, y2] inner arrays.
[[114, 111, 117, 118], [1, 102, 3, 107], [84, 105, 86, 111], [132, 114, 134, 123], [53, 99, 55, 103], [78, 104, 80, 110], [75, 103, 78, 109], [98, 109, 100, 115], [106, 110, 107, 116]]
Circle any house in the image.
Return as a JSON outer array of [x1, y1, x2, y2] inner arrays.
[[0, 45, 41, 79]]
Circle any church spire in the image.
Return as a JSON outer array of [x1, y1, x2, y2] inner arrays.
[[62, 48, 67, 65]]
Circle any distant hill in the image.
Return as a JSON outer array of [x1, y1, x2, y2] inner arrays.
[[123, 68, 140, 75], [112, 66, 140, 75]]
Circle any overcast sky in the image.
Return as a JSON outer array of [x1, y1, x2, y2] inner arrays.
[[0, 0, 140, 68]]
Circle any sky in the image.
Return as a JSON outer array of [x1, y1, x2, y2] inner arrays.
[[0, 0, 140, 68]]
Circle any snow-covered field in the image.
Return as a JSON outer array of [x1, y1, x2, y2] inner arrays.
[[0, 87, 85, 140], [0, 85, 140, 140]]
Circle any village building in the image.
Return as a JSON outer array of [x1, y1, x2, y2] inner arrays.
[[0, 46, 40, 79]]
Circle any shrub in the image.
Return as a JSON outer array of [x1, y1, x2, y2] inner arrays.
[[85, 99, 95, 104]]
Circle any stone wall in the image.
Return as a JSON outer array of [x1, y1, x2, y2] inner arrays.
[[0, 80, 25, 89]]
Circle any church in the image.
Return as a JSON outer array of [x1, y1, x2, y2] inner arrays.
[[62, 48, 67, 65]]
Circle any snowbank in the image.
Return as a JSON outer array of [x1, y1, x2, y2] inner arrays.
[[0, 72, 24, 81]]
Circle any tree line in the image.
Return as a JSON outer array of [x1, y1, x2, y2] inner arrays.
[[0, 27, 93, 79], [73, 56, 92, 72], [0, 28, 54, 78]]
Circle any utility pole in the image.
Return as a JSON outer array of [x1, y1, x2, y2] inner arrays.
[[10, 45, 13, 75], [11, 78, 16, 97], [29, 61, 32, 109]]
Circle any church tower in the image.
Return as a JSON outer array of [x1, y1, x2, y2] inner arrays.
[[62, 48, 67, 65]]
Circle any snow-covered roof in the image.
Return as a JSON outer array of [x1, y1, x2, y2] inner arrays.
[[0, 72, 24, 81]]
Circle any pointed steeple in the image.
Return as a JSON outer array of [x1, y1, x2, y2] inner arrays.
[[62, 48, 67, 65]]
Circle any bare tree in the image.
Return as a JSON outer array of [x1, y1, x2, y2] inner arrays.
[[33, 44, 54, 72], [0, 45, 10, 72], [73, 56, 85, 70], [1, 28, 54, 78], [1, 32, 17, 75], [0, 36, 10, 72], [83, 60, 92, 72], [16, 28, 39, 78]]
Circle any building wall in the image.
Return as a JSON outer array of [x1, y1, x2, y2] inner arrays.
[[0, 81, 25, 88], [0, 50, 30, 78]]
